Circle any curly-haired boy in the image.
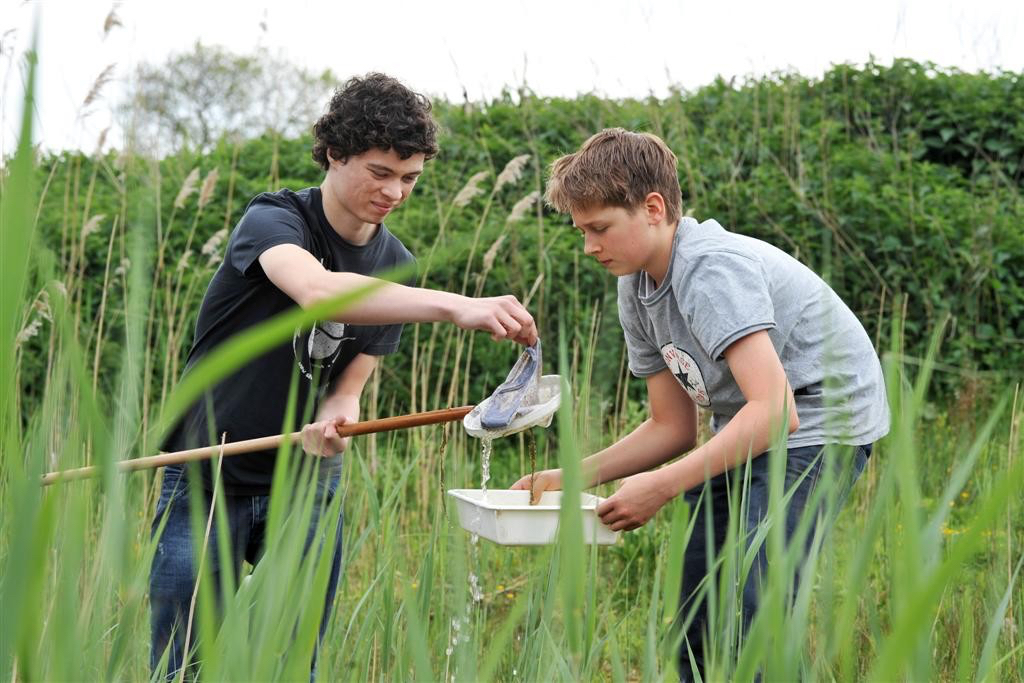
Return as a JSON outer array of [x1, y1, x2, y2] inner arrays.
[[151, 73, 537, 679]]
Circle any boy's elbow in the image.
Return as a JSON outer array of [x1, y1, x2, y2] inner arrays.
[[654, 417, 696, 453], [787, 406, 800, 434], [295, 272, 339, 309], [292, 285, 318, 310], [669, 419, 697, 452]]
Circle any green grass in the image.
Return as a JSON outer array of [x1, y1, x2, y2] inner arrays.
[[3, 44, 1023, 682]]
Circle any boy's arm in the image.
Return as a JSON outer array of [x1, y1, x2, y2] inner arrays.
[[581, 369, 698, 485], [510, 368, 698, 502], [258, 244, 537, 345], [596, 330, 799, 531], [300, 352, 377, 456]]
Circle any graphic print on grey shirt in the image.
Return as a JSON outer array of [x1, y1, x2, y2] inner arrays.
[[617, 217, 890, 448]]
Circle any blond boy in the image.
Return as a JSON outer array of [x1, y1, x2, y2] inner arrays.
[[512, 128, 888, 679]]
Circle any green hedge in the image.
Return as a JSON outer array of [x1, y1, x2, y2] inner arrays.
[[22, 60, 1024, 421]]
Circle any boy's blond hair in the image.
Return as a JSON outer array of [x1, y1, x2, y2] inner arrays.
[[545, 128, 682, 225]]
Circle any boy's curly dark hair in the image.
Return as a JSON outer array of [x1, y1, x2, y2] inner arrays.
[[311, 73, 439, 170]]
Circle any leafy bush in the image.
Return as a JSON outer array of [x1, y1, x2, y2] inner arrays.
[[20, 59, 1024, 422]]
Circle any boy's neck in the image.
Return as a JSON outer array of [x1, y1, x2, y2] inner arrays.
[[644, 219, 678, 289], [319, 179, 379, 246]]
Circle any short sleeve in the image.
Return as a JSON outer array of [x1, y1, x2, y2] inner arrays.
[[363, 324, 404, 355], [228, 202, 308, 277], [678, 250, 776, 360], [617, 276, 664, 377]]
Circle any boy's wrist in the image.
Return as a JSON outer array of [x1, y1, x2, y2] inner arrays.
[[435, 290, 461, 323], [317, 394, 360, 423], [579, 458, 600, 488], [661, 455, 698, 498]]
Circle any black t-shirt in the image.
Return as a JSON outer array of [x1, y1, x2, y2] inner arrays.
[[165, 187, 414, 495]]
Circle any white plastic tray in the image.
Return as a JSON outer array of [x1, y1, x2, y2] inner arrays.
[[447, 489, 620, 546]]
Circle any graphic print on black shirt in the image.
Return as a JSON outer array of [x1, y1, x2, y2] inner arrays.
[[294, 320, 356, 380], [165, 187, 414, 495]]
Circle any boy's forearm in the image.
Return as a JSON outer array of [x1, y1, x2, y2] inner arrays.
[[307, 271, 458, 326], [316, 392, 361, 423], [315, 353, 378, 423], [658, 399, 794, 496], [581, 418, 695, 487], [260, 245, 537, 345]]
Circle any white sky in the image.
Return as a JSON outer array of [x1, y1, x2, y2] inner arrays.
[[1, 0, 1021, 155]]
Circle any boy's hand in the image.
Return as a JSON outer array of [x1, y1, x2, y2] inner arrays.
[[300, 415, 352, 457], [510, 468, 562, 505], [451, 295, 538, 346], [596, 470, 676, 531]]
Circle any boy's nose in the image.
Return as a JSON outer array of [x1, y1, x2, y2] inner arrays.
[[381, 181, 402, 201], [583, 234, 600, 255]]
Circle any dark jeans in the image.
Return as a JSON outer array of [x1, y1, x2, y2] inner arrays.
[[149, 464, 343, 680], [677, 443, 871, 682]]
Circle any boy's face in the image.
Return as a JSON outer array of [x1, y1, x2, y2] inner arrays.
[[571, 204, 659, 277], [328, 147, 425, 225]]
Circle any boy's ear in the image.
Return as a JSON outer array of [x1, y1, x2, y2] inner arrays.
[[328, 147, 349, 166], [644, 191, 667, 225]]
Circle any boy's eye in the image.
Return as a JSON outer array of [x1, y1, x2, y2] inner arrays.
[[371, 170, 388, 178]]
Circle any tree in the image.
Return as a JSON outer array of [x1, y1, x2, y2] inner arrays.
[[121, 42, 336, 154]]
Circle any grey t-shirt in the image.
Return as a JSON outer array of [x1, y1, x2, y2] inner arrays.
[[618, 217, 889, 448]]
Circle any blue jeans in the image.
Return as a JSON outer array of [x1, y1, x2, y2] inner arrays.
[[149, 465, 343, 680], [676, 443, 871, 682]]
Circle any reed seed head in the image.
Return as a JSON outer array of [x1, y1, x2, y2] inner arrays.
[[103, 5, 122, 36], [494, 154, 531, 193], [482, 233, 507, 272], [83, 64, 116, 108], [16, 319, 42, 346], [81, 214, 105, 238], [197, 167, 219, 210], [507, 190, 539, 222], [174, 168, 200, 209], [453, 171, 489, 207]]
